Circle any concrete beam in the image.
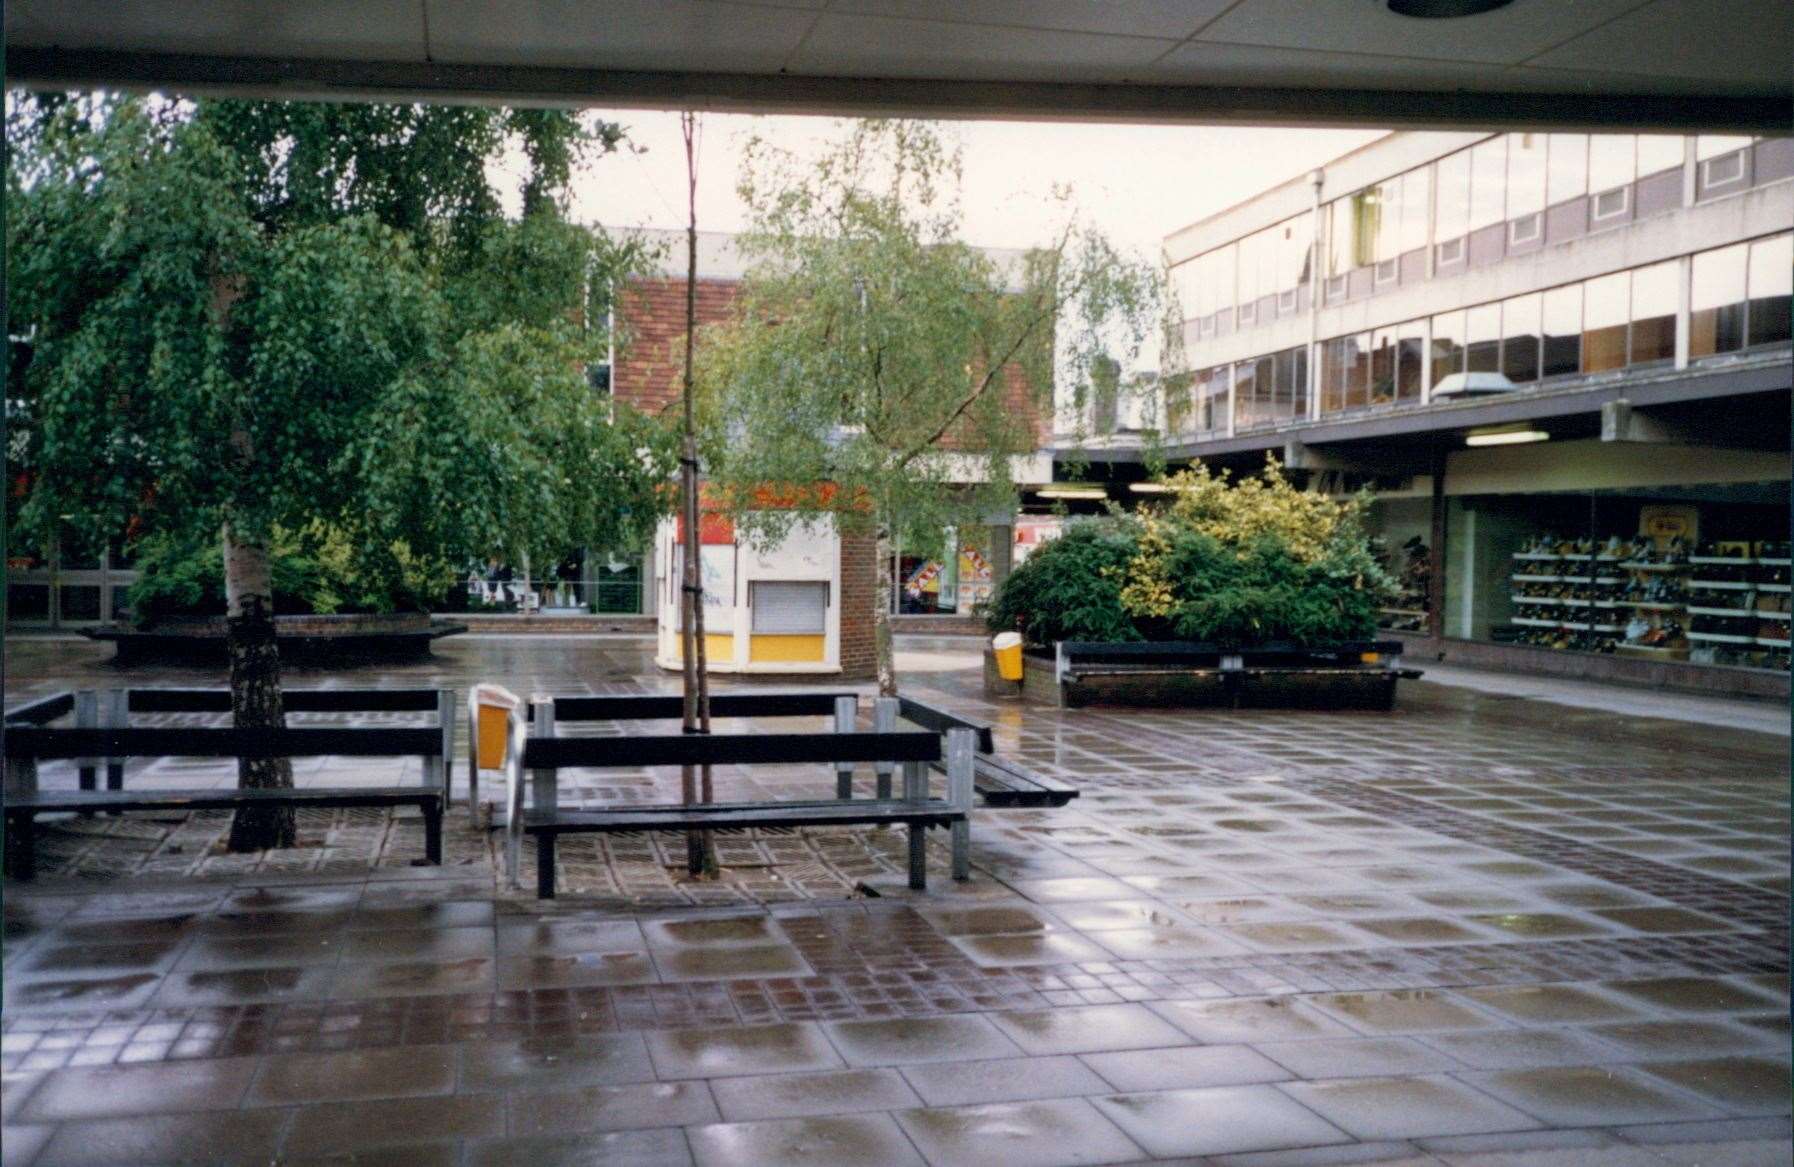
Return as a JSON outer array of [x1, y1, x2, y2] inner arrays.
[[6, 48, 1790, 134], [1601, 399, 1699, 444]]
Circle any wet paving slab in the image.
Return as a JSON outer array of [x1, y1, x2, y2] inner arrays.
[[1, 633, 1788, 1163]]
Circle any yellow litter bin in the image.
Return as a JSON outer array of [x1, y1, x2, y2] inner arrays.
[[992, 632, 1025, 681], [467, 684, 522, 825]]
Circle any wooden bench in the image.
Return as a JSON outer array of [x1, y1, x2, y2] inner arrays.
[[495, 691, 861, 881], [1056, 640, 1423, 709], [897, 695, 1079, 809], [2, 725, 447, 879], [508, 720, 975, 898], [6, 688, 457, 803]]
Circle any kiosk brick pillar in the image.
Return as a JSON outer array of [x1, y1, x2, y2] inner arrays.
[[838, 530, 878, 680]]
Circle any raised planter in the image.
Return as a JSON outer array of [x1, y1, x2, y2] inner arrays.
[[85, 612, 466, 667], [984, 642, 1414, 710]]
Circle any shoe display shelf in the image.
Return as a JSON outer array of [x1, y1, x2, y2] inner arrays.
[[1508, 540, 1633, 654], [1685, 542, 1792, 668]]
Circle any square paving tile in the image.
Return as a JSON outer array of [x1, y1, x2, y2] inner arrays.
[[458, 1034, 657, 1092], [919, 905, 1057, 937], [1589, 1020, 1773, 1058], [467, 1127, 692, 1167], [495, 917, 646, 955], [643, 914, 782, 948], [987, 1004, 1188, 1055], [1150, 997, 1356, 1043], [1604, 978, 1784, 1015], [494, 951, 658, 990], [20, 1056, 259, 1122], [1255, 1036, 1463, 1081], [946, 933, 1114, 967], [1093, 1084, 1350, 1158], [281, 1093, 506, 1157], [709, 1068, 921, 1122], [1088, 926, 1249, 960], [1457, 984, 1641, 1024], [1006, 877, 1145, 903], [650, 944, 813, 982], [646, 1022, 842, 1080], [1591, 907, 1735, 935], [689, 1112, 925, 1167], [899, 1055, 1111, 1106], [1349, 918, 1493, 944], [1224, 921, 1365, 952], [248, 1044, 458, 1106], [1083, 1044, 1291, 1091], [1044, 901, 1192, 932], [1465, 913, 1612, 939], [896, 1098, 1143, 1167], [1640, 1057, 1794, 1114], [1464, 1066, 1722, 1126], [1280, 1074, 1540, 1140], [1421, 1028, 1632, 1070], [824, 1015, 1021, 1067], [33, 1107, 288, 1166], [1310, 991, 1503, 1035], [507, 1081, 720, 1137]]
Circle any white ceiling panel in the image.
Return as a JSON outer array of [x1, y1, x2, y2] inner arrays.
[[1191, 0, 1647, 66], [825, 1, 1237, 42], [1526, 0, 1794, 89], [790, 12, 1177, 83], [427, 0, 819, 74]]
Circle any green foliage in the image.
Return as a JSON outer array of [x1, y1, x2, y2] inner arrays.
[[984, 521, 1143, 647], [984, 461, 1395, 648], [126, 524, 456, 624], [6, 92, 675, 610], [697, 119, 1159, 552]]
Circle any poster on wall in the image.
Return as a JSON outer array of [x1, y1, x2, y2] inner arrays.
[[1014, 516, 1063, 566], [957, 545, 994, 611]]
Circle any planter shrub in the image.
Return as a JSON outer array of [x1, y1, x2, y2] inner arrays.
[[984, 519, 1143, 648]]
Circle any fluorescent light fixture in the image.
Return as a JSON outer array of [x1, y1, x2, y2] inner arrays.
[[1035, 485, 1108, 500], [1464, 426, 1549, 447], [1128, 482, 1184, 494], [1389, 0, 1513, 16]]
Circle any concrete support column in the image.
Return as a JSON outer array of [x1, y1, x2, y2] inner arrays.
[[984, 515, 1014, 592]]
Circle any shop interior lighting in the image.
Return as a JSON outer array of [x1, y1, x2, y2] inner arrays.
[[1128, 481, 1188, 494], [1464, 426, 1550, 447], [1388, 0, 1514, 16], [1035, 485, 1109, 500]]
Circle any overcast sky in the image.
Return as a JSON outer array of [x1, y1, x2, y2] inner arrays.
[[555, 111, 1383, 266]]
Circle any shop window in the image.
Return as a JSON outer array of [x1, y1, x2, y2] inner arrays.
[[1546, 133, 1587, 206], [1467, 137, 1507, 234], [1465, 304, 1501, 375], [1500, 293, 1542, 385], [1434, 149, 1471, 260], [1635, 134, 1684, 178], [1431, 310, 1466, 388], [1369, 329, 1398, 407], [752, 581, 827, 634], [1541, 284, 1582, 377], [1582, 271, 1629, 373], [7, 584, 50, 621], [1276, 346, 1308, 420], [1232, 358, 1260, 429], [1396, 321, 1426, 402], [1690, 242, 1749, 358], [59, 585, 102, 621], [1747, 234, 1793, 349], [1628, 260, 1678, 365], [1506, 133, 1548, 223]]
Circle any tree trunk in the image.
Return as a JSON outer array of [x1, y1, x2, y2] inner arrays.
[[874, 525, 898, 697], [222, 523, 296, 852]]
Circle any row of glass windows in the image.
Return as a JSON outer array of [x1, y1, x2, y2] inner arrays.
[[1168, 233, 1792, 435], [1173, 133, 1775, 330]]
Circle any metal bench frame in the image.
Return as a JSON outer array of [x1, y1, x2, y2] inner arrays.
[[1, 724, 447, 878], [897, 695, 1078, 808], [504, 706, 976, 897]]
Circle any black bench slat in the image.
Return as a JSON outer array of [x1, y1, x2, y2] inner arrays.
[[525, 799, 960, 834], [127, 688, 444, 714], [10, 786, 440, 813], [895, 696, 995, 754], [544, 691, 854, 722], [5, 726, 442, 760], [523, 730, 939, 771], [972, 757, 1078, 808], [4, 692, 76, 725]]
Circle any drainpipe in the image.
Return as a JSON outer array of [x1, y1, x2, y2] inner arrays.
[[1307, 168, 1325, 423]]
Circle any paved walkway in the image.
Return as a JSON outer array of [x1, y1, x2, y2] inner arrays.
[[2, 635, 1789, 1165]]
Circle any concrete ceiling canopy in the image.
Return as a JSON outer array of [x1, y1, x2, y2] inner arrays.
[[4, 0, 1789, 131]]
